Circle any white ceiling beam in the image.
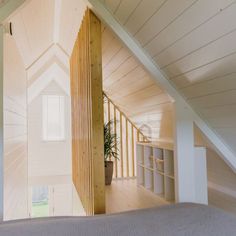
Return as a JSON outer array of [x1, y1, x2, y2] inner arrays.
[[27, 44, 69, 79], [28, 62, 70, 104], [86, 0, 236, 172], [53, 0, 62, 43]]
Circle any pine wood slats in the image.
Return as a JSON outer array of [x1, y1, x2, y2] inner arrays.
[[104, 93, 147, 179], [70, 9, 105, 215]]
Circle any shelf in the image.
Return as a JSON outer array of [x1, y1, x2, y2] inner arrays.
[[138, 163, 154, 171], [155, 170, 165, 176], [155, 159, 164, 163], [138, 163, 145, 167], [144, 168, 153, 190], [145, 166, 154, 171], [136, 142, 175, 203], [164, 176, 175, 201], [165, 174, 175, 180]]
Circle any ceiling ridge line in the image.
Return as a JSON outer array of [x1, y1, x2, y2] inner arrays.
[[26, 43, 54, 71], [26, 43, 69, 72]]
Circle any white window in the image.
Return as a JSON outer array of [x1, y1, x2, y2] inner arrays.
[[42, 95, 65, 141]]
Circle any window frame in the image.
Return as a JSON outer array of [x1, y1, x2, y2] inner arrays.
[[42, 95, 65, 142]]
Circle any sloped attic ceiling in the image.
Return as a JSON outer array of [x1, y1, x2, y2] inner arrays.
[[8, 0, 236, 158], [10, 0, 86, 69], [102, 27, 173, 140], [95, 0, 236, 154], [8, 0, 173, 141]]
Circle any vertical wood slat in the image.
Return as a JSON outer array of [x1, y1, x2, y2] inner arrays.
[[104, 93, 147, 179], [120, 112, 124, 178], [114, 106, 118, 178], [70, 9, 105, 216], [131, 125, 135, 177], [126, 119, 129, 177], [107, 100, 111, 161], [137, 131, 140, 142]]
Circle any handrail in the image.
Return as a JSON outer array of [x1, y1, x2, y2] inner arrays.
[[104, 93, 148, 178]]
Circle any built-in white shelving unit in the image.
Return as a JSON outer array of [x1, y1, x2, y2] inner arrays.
[[136, 142, 175, 202]]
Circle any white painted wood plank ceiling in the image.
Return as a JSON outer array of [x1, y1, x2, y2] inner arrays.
[[8, 0, 236, 148], [8, 0, 173, 140], [102, 27, 173, 140], [11, 0, 55, 68], [100, 0, 236, 152]]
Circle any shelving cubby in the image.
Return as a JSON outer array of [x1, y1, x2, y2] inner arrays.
[[136, 142, 175, 202]]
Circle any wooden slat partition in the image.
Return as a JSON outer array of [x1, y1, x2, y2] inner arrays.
[[70, 9, 105, 215], [104, 93, 147, 179]]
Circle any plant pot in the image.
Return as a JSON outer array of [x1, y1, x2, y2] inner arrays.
[[105, 161, 113, 185]]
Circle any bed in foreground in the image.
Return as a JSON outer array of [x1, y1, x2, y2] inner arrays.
[[1, 203, 236, 235]]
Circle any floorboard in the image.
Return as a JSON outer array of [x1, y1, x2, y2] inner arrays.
[[106, 179, 169, 214], [106, 179, 236, 216]]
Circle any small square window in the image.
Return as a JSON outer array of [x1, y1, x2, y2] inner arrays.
[[42, 95, 65, 141]]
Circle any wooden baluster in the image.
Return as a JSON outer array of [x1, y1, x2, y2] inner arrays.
[[131, 125, 135, 177], [114, 106, 118, 178], [126, 119, 129, 178], [137, 130, 140, 142], [104, 93, 149, 179], [108, 100, 111, 161], [120, 113, 124, 178]]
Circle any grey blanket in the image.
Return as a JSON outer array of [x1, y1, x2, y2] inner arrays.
[[1, 203, 236, 235]]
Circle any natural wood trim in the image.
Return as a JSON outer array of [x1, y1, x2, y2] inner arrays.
[[108, 100, 111, 161], [126, 119, 129, 177], [103, 93, 146, 137], [120, 112, 124, 178], [70, 9, 105, 215], [137, 131, 140, 142], [131, 125, 135, 177], [104, 92, 148, 179], [114, 106, 118, 178]]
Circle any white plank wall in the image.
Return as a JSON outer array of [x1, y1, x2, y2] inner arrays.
[[207, 148, 236, 196], [28, 82, 72, 178], [100, 0, 236, 161], [3, 35, 28, 220], [102, 27, 173, 141]]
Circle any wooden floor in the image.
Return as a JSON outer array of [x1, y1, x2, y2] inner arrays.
[[106, 179, 236, 216], [106, 179, 168, 214]]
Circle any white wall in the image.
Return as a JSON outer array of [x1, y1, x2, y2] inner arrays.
[[28, 81, 71, 178], [159, 109, 236, 201], [3, 34, 28, 220], [207, 148, 236, 197], [194, 126, 236, 196]]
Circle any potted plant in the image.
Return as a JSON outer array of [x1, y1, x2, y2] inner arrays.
[[104, 120, 118, 185]]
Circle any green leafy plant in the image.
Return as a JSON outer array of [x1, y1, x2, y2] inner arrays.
[[104, 120, 119, 161]]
